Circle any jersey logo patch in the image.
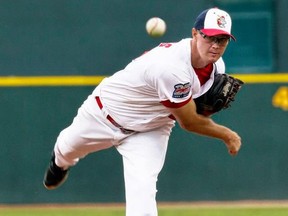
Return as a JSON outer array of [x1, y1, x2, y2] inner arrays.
[[173, 82, 191, 98]]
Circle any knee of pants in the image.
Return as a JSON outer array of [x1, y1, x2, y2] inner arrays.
[[54, 139, 82, 168], [125, 171, 158, 198]]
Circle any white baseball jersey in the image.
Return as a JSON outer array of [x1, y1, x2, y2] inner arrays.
[[92, 38, 225, 132]]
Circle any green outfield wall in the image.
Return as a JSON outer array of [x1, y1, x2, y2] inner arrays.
[[0, 0, 288, 204], [0, 80, 287, 204]]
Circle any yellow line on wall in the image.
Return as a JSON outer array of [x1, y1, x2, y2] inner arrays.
[[0, 73, 287, 87], [233, 73, 288, 83], [0, 76, 106, 87]]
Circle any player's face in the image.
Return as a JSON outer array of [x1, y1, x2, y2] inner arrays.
[[195, 30, 229, 63]]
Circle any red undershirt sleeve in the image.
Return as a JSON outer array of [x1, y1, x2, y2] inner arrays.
[[161, 96, 191, 108]]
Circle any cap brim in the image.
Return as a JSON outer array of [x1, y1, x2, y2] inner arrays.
[[201, 29, 236, 41]]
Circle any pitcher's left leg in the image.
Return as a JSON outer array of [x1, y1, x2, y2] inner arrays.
[[116, 126, 172, 216]]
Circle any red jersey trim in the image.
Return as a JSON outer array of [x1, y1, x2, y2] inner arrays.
[[161, 97, 191, 108]]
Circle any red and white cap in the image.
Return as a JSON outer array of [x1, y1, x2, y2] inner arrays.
[[194, 8, 236, 41]]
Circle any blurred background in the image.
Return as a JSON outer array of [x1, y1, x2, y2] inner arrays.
[[0, 0, 287, 204]]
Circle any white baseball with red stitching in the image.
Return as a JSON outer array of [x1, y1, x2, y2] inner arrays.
[[145, 17, 166, 37]]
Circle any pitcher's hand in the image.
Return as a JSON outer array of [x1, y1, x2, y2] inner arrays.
[[224, 131, 242, 156]]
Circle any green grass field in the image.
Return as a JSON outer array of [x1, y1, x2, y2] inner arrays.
[[1, 203, 288, 216]]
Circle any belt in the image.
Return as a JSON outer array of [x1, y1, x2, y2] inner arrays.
[[95, 96, 135, 134]]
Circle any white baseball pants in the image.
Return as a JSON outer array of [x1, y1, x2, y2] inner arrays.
[[53, 94, 173, 216]]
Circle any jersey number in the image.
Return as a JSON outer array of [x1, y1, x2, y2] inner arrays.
[[159, 43, 173, 48]]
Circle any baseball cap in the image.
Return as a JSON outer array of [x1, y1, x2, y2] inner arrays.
[[194, 8, 236, 41]]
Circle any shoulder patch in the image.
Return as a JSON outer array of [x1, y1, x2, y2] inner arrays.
[[172, 82, 191, 98]]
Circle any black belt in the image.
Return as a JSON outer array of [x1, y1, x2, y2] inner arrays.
[[95, 96, 135, 134]]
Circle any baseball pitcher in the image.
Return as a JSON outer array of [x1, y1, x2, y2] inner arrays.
[[43, 8, 244, 216]]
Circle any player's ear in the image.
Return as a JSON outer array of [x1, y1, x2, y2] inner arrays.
[[192, 28, 198, 38]]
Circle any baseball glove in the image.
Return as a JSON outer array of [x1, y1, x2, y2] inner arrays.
[[194, 73, 244, 116]]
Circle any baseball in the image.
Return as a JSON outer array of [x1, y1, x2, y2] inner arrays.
[[146, 17, 166, 38]]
